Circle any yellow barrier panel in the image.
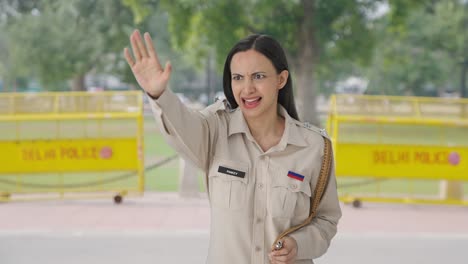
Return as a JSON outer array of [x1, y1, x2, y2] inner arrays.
[[336, 144, 467, 180], [0, 91, 145, 203], [0, 139, 138, 173], [327, 94, 468, 207]]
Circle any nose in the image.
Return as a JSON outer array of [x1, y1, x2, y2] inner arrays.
[[244, 78, 256, 94]]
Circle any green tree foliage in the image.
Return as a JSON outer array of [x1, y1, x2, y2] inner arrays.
[[0, 0, 38, 22], [5, 0, 135, 91], [366, 0, 466, 96], [121, 0, 159, 24], [142, 0, 391, 124], [0, 0, 37, 91]]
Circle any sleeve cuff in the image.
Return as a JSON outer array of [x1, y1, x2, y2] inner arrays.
[[147, 89, 178, 114]]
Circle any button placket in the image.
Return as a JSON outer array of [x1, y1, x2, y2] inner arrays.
[[252, 156, 268, 264]]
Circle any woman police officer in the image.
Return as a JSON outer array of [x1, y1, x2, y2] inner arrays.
[[124, 30, 341, 264]]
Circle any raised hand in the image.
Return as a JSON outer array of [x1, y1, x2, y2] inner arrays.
[[124, 30, 171, 98]]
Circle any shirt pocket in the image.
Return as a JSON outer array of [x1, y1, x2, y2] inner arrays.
[[269, 168, 312, 219], [208, 157, 249, 210]]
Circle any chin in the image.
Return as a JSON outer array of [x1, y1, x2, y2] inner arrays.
[[240, 107, 264, 119]]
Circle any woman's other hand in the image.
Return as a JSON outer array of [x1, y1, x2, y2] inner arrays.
[[124, 30, 171, 98], [269, 236, 298, 264]]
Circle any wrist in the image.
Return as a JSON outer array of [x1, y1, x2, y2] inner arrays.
[[147, 92, 159, 100], [147, 89, 165, 100]]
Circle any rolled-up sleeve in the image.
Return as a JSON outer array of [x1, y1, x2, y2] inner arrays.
[[148, 89, 222, 172], [289, 155, 342, 260]]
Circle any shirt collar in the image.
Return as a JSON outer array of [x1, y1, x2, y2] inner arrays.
[[228, 107, 248, 137], [228, 105, 308, 148]]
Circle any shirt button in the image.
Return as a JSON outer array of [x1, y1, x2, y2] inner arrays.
[[256, 218, 262, 224], [255, 246, 262, 252], [258, 183, 264, 189]]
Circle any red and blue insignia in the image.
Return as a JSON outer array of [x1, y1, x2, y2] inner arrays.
[[287, 171, 304, 181]]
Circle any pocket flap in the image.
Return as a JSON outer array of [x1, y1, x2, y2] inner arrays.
[[272, 170, 311, 197]]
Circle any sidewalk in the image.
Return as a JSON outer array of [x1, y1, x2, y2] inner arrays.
[[1, 192, 468, 234], [2, 192, 468, 264]]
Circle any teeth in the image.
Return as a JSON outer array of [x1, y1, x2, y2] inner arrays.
[[245, 98, 260, 103]]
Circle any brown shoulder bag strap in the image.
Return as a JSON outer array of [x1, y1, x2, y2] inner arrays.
[[271, 136, 333, 250]]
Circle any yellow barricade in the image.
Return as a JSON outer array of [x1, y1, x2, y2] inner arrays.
[[327, 94, 468, 207], [0, 91, 144, 203]]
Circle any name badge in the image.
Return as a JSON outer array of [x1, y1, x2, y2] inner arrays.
[[218, 166, 246, 178]]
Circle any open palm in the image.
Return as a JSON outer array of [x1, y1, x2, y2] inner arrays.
[[124, 30, 171, 98]]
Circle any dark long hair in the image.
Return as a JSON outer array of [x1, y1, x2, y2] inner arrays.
[[222, 34, 299, 121]]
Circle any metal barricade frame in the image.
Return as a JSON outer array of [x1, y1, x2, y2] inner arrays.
[[0, 91, 145, 203], [327, 94, 468, 207]]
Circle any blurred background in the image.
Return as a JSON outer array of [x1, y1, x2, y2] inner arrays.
[[1, 0, 466, 107], [0, 0, 467, 264]]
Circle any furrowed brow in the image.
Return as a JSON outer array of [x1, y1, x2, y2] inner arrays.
[[251, 71, 266, 75]]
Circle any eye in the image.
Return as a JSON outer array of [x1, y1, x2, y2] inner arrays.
[[253, 73, 266, 80], [232, 75, 242, 81]]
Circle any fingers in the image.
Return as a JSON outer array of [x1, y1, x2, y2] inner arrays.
[[130, 30, 149, 60], [269, 238, 297, 264], [144, 32, 163, 70], [163, 61, 172, 79], [269, 255, 294, 264], [269, 248, 290, 264], [273, 247, 290, 256], [130, 31, 142, 61], [124, 47, 135, 67], [135, 30, 149, 58], [127, 30, 163, 69], [271, 253, 294, 263], [144, 33, 160, 61]]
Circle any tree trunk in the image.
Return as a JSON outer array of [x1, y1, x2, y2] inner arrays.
[[71, 74, 86, 91], [295, 0, 320, 126]]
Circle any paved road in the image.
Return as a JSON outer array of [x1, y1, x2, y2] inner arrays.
[[1, 193, 468, 263], [1, 231, 467, 264]]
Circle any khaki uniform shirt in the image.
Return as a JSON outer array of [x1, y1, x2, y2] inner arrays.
[[149, 89, 342, 264]]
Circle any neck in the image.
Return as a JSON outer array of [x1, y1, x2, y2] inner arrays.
[[244, 106, 284, 140]]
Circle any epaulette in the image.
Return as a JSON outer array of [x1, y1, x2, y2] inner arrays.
[[293, 119, 329, 138], [202, 97, 235, 115], [214, 97, 236, 113]]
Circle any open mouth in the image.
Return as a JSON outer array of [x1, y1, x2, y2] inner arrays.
[[242, 97, 262, 109]]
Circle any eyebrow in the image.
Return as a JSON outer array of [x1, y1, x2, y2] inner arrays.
[[231, 71, 267, 76]]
